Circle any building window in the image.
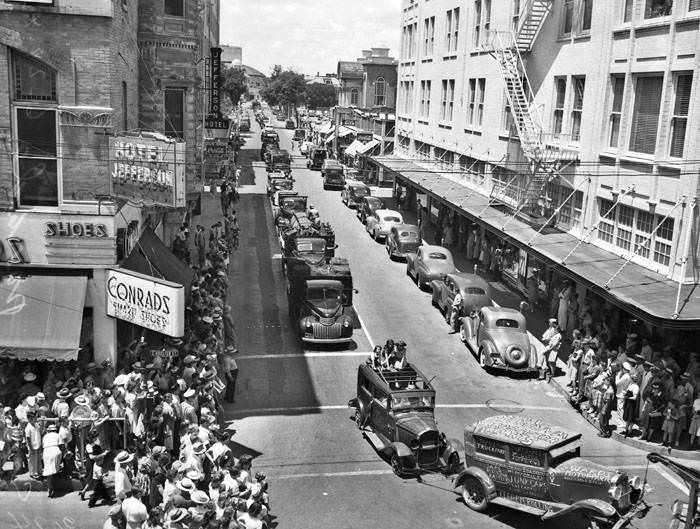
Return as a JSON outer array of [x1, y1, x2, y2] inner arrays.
[[624, 0, 634, 21], [635, 210, 654, 259], [474, 0, 482, 47], [467, 79, 476, 125], [420, 80, 432, 118], [122, 81, 128, 131], [164, 0, 184, 17], [476, 78, 485, 127], [440, 80, 455, 121], [691, 0, 700, 11], [502, 91, 515, 135], [13, 52, 57, 102], [410, 22, 418, 58], [551, 182, 583, 229], [669, 73, 692, 158], [424, 16, 435, 56], [582, 0, 593, 31], [616, 205, 634, 251], [562, 0, 574, 35], [164, 88, 185, 140], [570, 76, 585, 142], [645, 0, 673, 18], [445, 8, 460, 53], [484, 0, 491, 38], [553, 77, 567, 135], [512, 0, 521, 33], [561, 0, 592, 35], [629, 75, 663, 155], [375, 77, 387, 107], [350, 88, 359, 106], [654, 218, 674, 266], [608, 76, 625, 148]]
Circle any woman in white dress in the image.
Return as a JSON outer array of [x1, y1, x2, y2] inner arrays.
[[42, 423, 62, 497]]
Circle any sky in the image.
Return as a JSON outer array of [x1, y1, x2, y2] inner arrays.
[[220, 0, 402, 76]]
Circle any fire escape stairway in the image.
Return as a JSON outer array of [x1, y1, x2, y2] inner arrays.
[[515, 0, 553, 52]]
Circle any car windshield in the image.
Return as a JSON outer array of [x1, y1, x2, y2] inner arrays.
[[495, 318, 519, 328], [428, 252, 447, 260], [383, 216, 401, 223], [391, 394, 435, 411], [353, 187, 369, 197], [306, 287, 342, 309], [296, 239, 326, 253], [465, 287, 486, 295], [280, 198, 306, 210]]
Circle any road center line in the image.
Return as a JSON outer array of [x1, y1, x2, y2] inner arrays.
[[227, 403, 567, 415], [235, 352, 371, 360]]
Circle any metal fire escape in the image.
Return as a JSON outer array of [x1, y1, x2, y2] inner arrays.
[[482, 0, 578, 215]]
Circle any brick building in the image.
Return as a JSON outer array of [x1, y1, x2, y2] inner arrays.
[[0, 0, 216, 367], [374, 0, 700, 339], [337, 48, 398, 109]]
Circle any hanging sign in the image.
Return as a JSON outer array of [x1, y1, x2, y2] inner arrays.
[[207, 47, 230, 131]]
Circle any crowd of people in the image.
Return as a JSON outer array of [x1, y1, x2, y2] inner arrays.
[[0, 163, 274, 527]]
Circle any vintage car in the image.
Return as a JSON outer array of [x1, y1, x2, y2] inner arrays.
[[307, 147, 328, 170], [455, 415, 647, 527], [344, 167, 363, 183], [267, 176, 294, 197], [356, 196, 385, 224], [348, 362, 462, 478], [431, 273, 492, 317], [271, 190, 299, 217], [293, 128, 306, 142], [341, 182, 371, 208], [294, 278, 354, 344], [365, 209, 403, 242], [385, 224, 421, 260], [321, 161, 345, 190], [285, 118, 296, 129], [459, 306, 538, 373], [405, 245, 456, 290]]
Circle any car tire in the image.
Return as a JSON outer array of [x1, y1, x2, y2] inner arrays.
[[479, 347, 487, 368], [461, 476, 489, 512], [373, 230, 379, 242], [390, 453, 410, 478], [417, 273, 425, 290], [354, 408, 364, 429], [446, 452, 461, 475]]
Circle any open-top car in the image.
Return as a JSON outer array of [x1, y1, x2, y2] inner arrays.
[[459, 306, 538, 373], [348, 362, 462, 478], [356, 196, 385, 224], [430, 272, 492, 317], [365, 209, 403, 242], [267, 176, 294, 197], [406, 245, 455, 290], [386, 224, 421, 260], [341, 182, 370, 208], [455, 415, 647, 527]]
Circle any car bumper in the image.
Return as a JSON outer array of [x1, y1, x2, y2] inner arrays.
[[324, 182, 344, 189], [488, 361, 538, 373], [301, 336, 354, 344]]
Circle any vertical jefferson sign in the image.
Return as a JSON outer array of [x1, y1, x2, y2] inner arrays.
[[205, 47, 229, 131], [106, 269, 185, 337]]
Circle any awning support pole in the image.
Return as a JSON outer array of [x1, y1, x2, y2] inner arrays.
[[673, 197, 696, 319], [602, 195, 686, 290], [527, 176, 591, 246], [561, 185, 635, 265]]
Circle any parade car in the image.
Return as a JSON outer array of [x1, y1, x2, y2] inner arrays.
[[341, 182, 370, 208], [348, 362, 462, 478], [455, 415, 647, 527], [405, 245, 455, 290], [365, 209, 403, 242], [321, 161, 345, 190], [356, 196, 385, 224], [430, 273, 492, 317], [459, 306, 538, 373], [267, 176, 294, 197], [385, 224, 421, 260]]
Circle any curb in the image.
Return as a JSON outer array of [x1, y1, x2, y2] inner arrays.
[[549, 376, 700, 461], [0, 475, 83, 493]]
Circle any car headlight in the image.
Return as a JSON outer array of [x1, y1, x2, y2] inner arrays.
[[304, 321, 313, 331], [609, 485, 623, 501], [629, 475, 642, 489], [342, 319, 351, 327]]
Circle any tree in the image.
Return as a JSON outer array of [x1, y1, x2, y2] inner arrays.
[[305, 83, 337, 109], [261, 68, 306, 113], [221, 66, 248, 107]]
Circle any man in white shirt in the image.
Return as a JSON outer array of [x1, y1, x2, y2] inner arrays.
[[121, 487, 148, 529]]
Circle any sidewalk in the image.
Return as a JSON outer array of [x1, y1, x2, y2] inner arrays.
[[381, 195, 700, 461]]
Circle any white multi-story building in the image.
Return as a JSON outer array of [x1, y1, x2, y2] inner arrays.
[[374, 0, 700, 337]]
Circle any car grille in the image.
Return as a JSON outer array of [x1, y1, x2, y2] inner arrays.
[[312, 322, 342, 339], [617, 484, 632, 511], [417, 431, 439, 466]]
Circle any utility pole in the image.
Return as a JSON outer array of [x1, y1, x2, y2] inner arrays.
[[333, 106, 341, 159]]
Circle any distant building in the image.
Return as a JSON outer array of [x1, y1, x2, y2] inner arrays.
[[337, 48, 397, 109], [305, 72, 340, 88], [242, 65, 268, 99], [222, 45, 243, 68]]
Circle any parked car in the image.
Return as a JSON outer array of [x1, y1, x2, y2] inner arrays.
[[348, 362, 462, 478], [341, 182, 370, 208], [285, 118, 296, 129], [321, 161, 345, 190], [406, 245, 455, 290], [267, 176, 294, 198], [430, 273, 492, 317], [356, 196, 385, 224], [344, 167, 363, 183], [459, 306, 538, 373], [385, 224, 421, 260], [455, 415, 647, 526], [365, 209, 403, 242]]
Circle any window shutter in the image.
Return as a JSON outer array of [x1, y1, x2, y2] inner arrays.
[[674, 74, 693, 115], [629, 76, 663, 155]]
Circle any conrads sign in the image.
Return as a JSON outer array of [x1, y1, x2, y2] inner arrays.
[[106, 268, 184, 337]]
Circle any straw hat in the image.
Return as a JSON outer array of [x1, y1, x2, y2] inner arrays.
[[176, 477, 196, 493], [115, 451, 134, 465], [191, 490, 209, 505]]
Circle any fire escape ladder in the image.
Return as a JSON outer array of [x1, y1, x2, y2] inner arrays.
[[515, 0, 553, 53]]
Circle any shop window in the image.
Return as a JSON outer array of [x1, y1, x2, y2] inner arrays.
[[608, 76, 625, 148], [350, 88, 359, 106], [164, 87, 185, 140], [164, 0, 184, 17], [553, 77, 567, 136], [654, 217, 674, 266], [570, 76, 585, 142], [375, 77, 387, 107], [635, 210, 654, 258], [645, 0, 673, 18], [669, 74, 692, 158], [629, 75, 663, 155], [598, 199, 615, 244]]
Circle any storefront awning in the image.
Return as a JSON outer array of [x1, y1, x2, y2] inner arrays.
[[344, 140, 363, 157], [372, 155, 700, 328], [357, 139, 380, 154], [0, 275, 87, 361], [121, 227, 194, 296], [324, 133, 336, 144]]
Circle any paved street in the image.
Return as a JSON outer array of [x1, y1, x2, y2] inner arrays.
[[218, 119, 685, 529]]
